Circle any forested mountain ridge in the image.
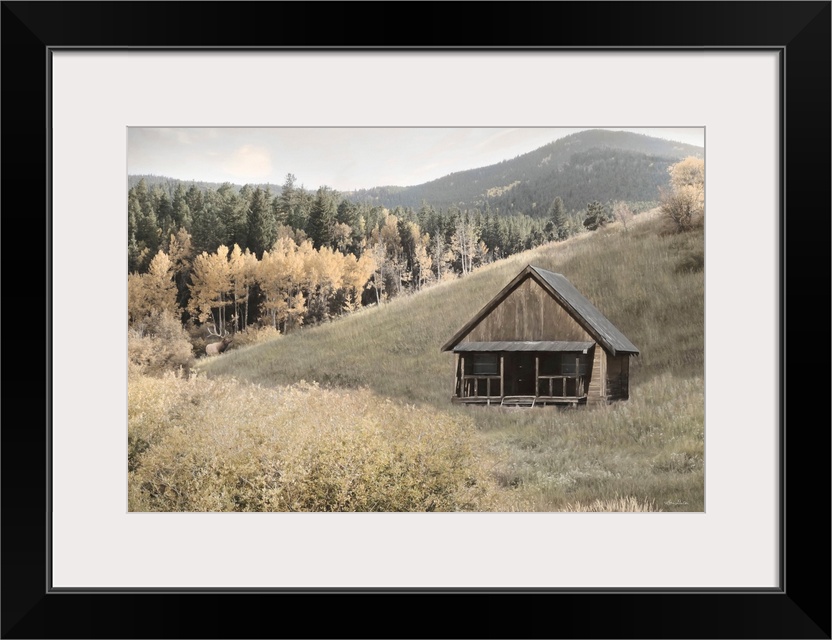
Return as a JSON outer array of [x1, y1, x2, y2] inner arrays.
[[347, 129, 703, 213]]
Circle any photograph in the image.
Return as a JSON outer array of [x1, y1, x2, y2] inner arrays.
[[126, 126, 705, 513]]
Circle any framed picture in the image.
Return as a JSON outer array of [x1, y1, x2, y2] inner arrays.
[[4, 2, 828, 638]]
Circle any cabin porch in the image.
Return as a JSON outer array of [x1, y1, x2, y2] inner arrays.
[[450, 341, 595, 407]]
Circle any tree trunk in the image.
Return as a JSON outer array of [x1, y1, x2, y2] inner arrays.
[[244, 287, 249, 332]]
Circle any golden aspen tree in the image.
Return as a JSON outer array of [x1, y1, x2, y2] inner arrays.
[[257, 237, 303, 330], [144, 250, 179, 316], [451, 213, 480, 276], [127, 273, 148, 325], [228, 244, 257, 332], [668, 156, 705, 194], [241, 248, 259, 332], [431, 232, 454, 283], [412, 229, 433, 290], [341, 251, 377, 311], [188, 245, 232, 333], [661, 156, 705, 232], [256, 247, 287, 329], [367, 232, 387, 304], [308, 246, 344, 321], [332, 222, 352, 254], [379, 213, 405, 294]]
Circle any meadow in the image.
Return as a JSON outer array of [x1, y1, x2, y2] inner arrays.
[[129, 210, 704, 511]]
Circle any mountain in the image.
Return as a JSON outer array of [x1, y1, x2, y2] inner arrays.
[[347, 129, 703, 215]]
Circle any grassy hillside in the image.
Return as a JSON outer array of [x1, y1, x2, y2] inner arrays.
[[193, 211, 704, 511], [202, 211, 703, 402]]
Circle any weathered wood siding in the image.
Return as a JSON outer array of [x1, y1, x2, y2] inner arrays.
[[606, 354, 630, 401], [587, 345, 607, 404], [463, 277, 592, 344]]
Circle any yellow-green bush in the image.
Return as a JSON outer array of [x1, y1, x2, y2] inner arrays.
[[128, 311, 194, 377], [128, 373, 496, 512]]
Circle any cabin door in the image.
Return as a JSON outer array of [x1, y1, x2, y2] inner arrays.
[[506, 352, 536, 396]]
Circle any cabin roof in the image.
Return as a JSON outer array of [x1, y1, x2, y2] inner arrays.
[[453, 340, 595, 353], [441, 265, 640, 356]]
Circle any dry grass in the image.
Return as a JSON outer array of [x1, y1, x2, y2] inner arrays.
[[476, 373, 703, 511], [562, 496, 662, 512], [129, 372, 499, 512]]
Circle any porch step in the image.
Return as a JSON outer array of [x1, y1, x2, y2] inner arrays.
[[500, 395, 537, 408]]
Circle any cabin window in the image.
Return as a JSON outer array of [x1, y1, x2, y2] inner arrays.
[[538, 353, 590, 376], [469, 353, 500, 376]]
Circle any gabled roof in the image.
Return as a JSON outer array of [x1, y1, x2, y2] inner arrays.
[[453, 341, 595, 353], [441, 265, 640, 356]]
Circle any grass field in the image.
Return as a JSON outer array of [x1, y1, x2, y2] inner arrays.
[[131, 210, 704, 512]]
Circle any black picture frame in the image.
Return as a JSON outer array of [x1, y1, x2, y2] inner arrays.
[[3, 2, 829, 638]]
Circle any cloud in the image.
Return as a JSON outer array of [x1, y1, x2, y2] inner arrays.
[[176, 130, 195, 145], [223, 144, 272, 180]]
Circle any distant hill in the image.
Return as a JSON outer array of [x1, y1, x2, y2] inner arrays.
[[346, 129, 702, 215], [127, 175, 282, 195]]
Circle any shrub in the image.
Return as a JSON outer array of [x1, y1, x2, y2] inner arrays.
[[128, 376, 497, 512], [227, 325, 281, 348], [128, 310, 194, 377], [659, 187, 703, 233], [675, 249, 704, 273]]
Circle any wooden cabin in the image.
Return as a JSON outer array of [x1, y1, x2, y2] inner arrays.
[[441, 265, 639, 407]]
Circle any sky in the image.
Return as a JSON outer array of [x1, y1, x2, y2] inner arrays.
[[128, 127, 705, 193]]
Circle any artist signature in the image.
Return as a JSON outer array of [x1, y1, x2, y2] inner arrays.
[[664, 500, 689, 506]]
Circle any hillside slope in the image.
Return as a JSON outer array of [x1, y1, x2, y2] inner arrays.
[[201, 211, 704, 406]]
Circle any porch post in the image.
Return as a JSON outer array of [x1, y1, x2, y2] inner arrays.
[[500, 354, 504, 398], [535, 355, 539, 398], [453, 353, 459, 398]]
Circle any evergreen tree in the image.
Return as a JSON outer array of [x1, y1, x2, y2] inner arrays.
[[127, 193, 142, 272], [133, 192, 160, 271], [185, 184, 204, 217], [134, 178, 153, 219], [307, 186, 337, 249], [548, 196, 567, 239], [582, 200, 612, 231], [218, 183, 248, 250], [275, 173, 297, 226], [246, 186, 275, 257], [191, 189, 226, 255], [153, 187, 174, 239], [171, 183, 192, 231], [167, 228, 194, 312], [336, 198, 359, 227]]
